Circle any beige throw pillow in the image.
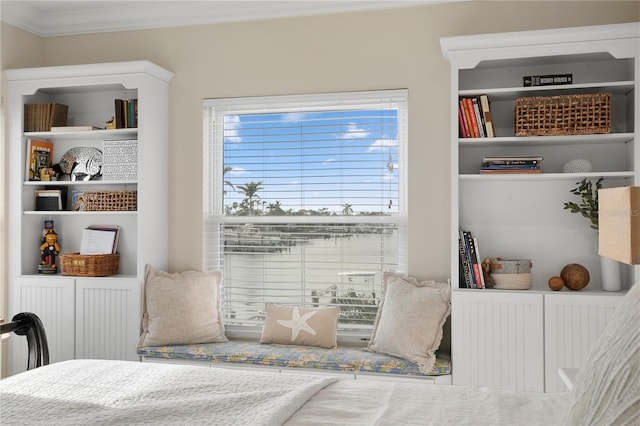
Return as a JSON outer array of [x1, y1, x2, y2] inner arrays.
[[137, 264, 228, 347], [366, 271, 451, 374], [260, 303, 339, 349], [564, 281, 640, 425]]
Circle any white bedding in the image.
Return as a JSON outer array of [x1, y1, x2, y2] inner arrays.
[[0, 359, 336, 426], [1, 358, 569, 426], [286, 378, 569, 425]]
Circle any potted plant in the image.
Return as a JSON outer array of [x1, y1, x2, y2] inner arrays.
[[563, 177, 602, 230], [563, 177, 620, 291]]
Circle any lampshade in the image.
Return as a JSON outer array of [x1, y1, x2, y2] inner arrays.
[[598, 186, 640, 265]]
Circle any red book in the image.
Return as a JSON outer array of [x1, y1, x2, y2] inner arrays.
[[458, 100, 471, 138], [464, 97, 479, 138]]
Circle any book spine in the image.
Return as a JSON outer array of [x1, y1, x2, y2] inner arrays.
[[479, 95, 494, 137], [133, 99, 138, 128], [115, 99, 124, 129], [465, 230, 483, 288], [127, 99, 135, 128], [123, 100, 129, 128], [464, 98, 479, 138], [458, 101, 470, 138], [523, 73, 572, 87], [472, 97, 486, 138], [462, 229, 478, 288], [473, 237, 486, 289], [458, 228, 472, 288]]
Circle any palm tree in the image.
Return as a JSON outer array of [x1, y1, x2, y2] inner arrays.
[[267, 200, 285, 216], [223, 165, 235, 195], [237, 181, 264, 212], [342, 203, 353, 215]]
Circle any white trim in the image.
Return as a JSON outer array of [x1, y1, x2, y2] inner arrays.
[[1, 1, 458, 38]]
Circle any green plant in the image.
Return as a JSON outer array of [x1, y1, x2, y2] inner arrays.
[[563, 177, 603, 230]]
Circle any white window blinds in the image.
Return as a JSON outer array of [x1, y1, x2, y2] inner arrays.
[[203, 90, 407, 335]]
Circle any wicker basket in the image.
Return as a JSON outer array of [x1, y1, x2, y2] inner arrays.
[[59, 253, 119, 277], [492, 273, 532, 290], [515, 93, 611, 136], [490, 259, 532, 290], [72, 190, 137, 211]]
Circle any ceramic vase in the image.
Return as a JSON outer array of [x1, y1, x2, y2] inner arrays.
[[600, 255, 621, 292]]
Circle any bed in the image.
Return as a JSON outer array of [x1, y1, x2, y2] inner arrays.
[[2, 282, 638, 425]]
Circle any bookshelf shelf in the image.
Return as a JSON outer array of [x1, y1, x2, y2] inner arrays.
[[25, 128, 138, 139], [23, 210, 138, 216], [23, 180, 138, 186], [459, 80, 634, 100], [459, 133, 634, 147], [459, 171, 635, 181]]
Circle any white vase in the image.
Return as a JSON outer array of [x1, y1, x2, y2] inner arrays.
[[600, 256, 621, 292]]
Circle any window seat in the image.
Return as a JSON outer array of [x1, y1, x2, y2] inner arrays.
[[138, 340, 451, 384]]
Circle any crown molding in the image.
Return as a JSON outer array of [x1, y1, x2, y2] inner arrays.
[[0, 1, 453, 37]]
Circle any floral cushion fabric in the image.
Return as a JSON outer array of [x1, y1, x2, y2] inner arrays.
[[137, 340, 451, 376]]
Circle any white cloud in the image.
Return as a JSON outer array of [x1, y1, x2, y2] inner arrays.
[[367, 138, 397, 152], [343, 122, 369, 139], [228, 167, 247, 175], [383, 171, 396, 180], [224, 115, 242, 142], [281, 112, 306, 122]]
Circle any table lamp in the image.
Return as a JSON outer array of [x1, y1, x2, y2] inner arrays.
[[598, 186, 640, 291]]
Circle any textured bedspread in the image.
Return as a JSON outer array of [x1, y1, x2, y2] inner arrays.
[[0, 359, 337, 426], [286, 379, 569, 425]]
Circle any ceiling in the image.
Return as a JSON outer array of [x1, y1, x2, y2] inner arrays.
[[0, 0, 456, 37]]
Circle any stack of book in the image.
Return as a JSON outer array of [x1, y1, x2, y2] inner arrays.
[[458, 227, 485, 289], [23, 103, 68, 132], [480, 155, 543, 174], [114, 98, 138, 128], [458, 95, 494, 138]]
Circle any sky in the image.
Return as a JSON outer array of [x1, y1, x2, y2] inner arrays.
[[222, 107, 400, 215]]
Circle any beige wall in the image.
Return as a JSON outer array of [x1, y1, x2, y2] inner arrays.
[[1, 1, 639, 290]]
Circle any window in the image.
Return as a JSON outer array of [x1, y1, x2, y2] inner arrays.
[[203, 90, 407, 339]]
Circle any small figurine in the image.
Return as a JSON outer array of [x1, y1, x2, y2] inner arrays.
[[59, 147, 103, 181], [105, 116, 116, 129], [39, 221, 60, 274]]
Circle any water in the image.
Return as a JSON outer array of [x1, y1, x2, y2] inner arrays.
[[221, 231, 400, 325]]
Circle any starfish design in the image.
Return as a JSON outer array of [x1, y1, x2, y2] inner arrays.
[[277, 307, 318, 340]]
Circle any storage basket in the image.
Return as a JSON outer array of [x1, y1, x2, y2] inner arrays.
[[60, 253, 119, 277], [515, 93, 611, 136], [491, 273, 532, 290], [490, 259, 532, 290], [72, 190, 137, 211]]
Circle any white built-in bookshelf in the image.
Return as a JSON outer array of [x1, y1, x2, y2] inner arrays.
[[5, 61, 173, 375], [441, 23, 639, 392]]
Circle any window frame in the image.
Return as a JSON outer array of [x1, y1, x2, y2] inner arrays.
[[203, 90, 408, 342]]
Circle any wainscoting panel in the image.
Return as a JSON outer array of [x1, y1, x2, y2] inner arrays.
[[10, 277, 75, 374], [75, 279, 141, 361], [451, 291, 544, 391], [544, 292, 624, 392]]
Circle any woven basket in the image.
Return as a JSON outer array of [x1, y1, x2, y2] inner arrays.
[[492, 273, 532, 290], [515, 93, 611, 136], [59, 253, 119, 277], [73, 190, 137, 211]]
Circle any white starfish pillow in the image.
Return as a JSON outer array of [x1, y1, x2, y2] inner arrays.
[[260, 303, 339, 348], [277, 307, 318, 340]]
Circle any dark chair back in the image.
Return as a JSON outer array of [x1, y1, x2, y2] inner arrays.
[[1, 312, 50, 370]]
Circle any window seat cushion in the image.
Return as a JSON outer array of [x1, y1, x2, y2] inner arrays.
[[137, 340, 451, 377]]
